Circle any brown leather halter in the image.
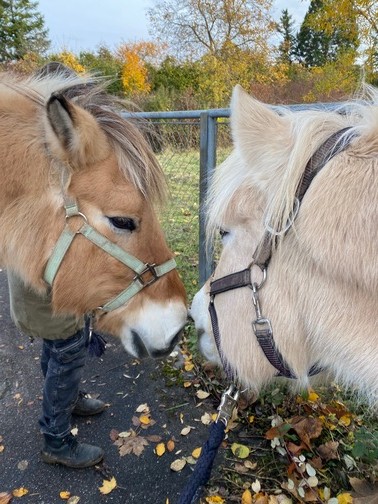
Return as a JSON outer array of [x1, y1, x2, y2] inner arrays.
[[209, 127, 356, 382]]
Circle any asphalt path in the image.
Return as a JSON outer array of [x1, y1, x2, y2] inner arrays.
[[0, 269, 223, 504]]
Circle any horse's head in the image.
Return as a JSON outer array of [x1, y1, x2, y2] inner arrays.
[[191, 85, 378, 400], [0, 69, 187, 359]]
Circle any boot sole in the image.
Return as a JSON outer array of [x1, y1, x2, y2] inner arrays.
[[72, 406, 106, 416], [41, 450, 104, 468]]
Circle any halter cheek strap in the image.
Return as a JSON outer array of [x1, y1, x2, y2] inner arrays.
[[43, 198, 176, 312]]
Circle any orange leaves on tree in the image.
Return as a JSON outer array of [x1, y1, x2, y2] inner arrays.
[[116, 42, 159, 96]]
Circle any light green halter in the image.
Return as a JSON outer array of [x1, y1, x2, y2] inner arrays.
[[43, 197, 177, 312]]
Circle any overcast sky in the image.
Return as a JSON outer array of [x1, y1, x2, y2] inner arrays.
[[37, 0, 310, 54]]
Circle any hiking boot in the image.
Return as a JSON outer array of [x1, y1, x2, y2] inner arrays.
[[41, 434, 104, 468], [72, 392, 106, 416]]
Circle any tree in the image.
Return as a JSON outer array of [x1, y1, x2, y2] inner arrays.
[[147, 0, 275, 61], [276, 9, 296, 65], [0, 0, 50, 62], [303, 0, 377, 81], [295, 0, 358, 67], [116, 42, 160, 96]]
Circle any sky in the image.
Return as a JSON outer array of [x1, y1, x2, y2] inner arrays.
[[37, 0, 310, 54]]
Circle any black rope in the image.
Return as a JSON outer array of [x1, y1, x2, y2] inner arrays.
[[177, 421, 226, 504]]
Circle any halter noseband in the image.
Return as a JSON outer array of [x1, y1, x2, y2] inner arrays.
[[44, 195, 176, 313], [209, 127, 356, 382]]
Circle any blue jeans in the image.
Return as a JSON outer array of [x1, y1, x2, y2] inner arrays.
[[39, 329, 89, 438]]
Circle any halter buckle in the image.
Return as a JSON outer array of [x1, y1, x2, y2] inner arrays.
[[216, 384, 239, 426], [134, 263, 158, 287]]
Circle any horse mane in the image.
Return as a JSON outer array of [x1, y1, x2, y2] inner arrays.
[[207, 85, 378, 245], [0, 70, 167, 206]]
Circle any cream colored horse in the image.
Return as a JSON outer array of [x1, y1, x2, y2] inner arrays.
[[0, 67, 187, 358], [192, 85, 378, 407]]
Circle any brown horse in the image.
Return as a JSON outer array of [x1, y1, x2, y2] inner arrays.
[[192, 85, 378, 407], [0, 67, 187, 358]]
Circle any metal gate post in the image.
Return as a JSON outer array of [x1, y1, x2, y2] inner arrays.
[[199, 112, 217, 286]]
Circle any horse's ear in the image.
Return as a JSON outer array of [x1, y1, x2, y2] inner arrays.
[[45, 93, 109, 170], [230, 85, 291, 183]]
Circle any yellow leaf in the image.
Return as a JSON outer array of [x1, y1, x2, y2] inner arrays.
[[308, 390, 320, 402], [184, 362, 194, 371], [139, 415, 151, 425], [155, 443, 166, 456], [99, 477, 117, 495], [248, 415, 255, 423], [205, 496, 225, 503], [192, 447, 202, 459], [339, 415, 351, 427], [60, 491, 71, 500], [231, 443, 250, 459], [183, 381, 192, 388], [12, 488, 29, 497], [337, 493, 353, 504], [0, 445, 4, 453], [242, 489, 253, 504]]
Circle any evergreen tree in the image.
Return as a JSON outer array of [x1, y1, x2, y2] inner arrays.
[[277, 9, 296, 65], [295, 0, 358, 67], [0, 0, 50, 62]]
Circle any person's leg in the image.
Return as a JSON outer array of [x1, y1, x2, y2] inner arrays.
[[40, 330, 104, 467]]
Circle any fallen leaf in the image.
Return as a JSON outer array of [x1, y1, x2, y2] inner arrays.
[[12, 488, 28, 497], [290, 416, 323, 448], [170, 458, 187, 471], [155, 443, 166, 456], [180, 426, 192, 436], [252, 480, 261, 493], [205, 496, 225, 503], [99, 477, 117, 495], [317, 440, 339, 461], [136, 403, 149, 413], [192, 447, 202, 459], [167, 439, 175, 452], [67, 497, 80, 504], [201, 412, 212, 425], [17, 460, 28, 471], [184, 362, 194, 371], [337, 493, 353, 504], [196, 390, 210, 400], [183, 381, 192, 388], [146, 435, 162, 443], [242, 489, 253, 504], [231, 443, 250, 459], [118, 431, 149, 457], [139, 415, 151, 425], [60, 491, 71, 500]]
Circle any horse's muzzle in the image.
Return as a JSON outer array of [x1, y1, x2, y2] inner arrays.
[[131, 327, 184, 359]]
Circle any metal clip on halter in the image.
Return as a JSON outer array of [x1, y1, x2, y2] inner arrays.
[[216, 384, 239, 426]]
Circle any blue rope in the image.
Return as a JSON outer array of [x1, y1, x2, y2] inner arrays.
[[177, 421, 226, 504]]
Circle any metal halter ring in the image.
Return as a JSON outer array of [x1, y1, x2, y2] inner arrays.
[[65, 211, 88, 233], [248, 262, 267, 290]]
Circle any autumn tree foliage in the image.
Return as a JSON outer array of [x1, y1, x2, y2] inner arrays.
[[116, 42, 160, 96]]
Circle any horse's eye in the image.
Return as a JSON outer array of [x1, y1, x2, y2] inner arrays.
[[219, 228, 229, 239], [108, 216, 137, 232]]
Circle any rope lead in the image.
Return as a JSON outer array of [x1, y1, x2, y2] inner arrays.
[[177, 385, 239, 504]]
